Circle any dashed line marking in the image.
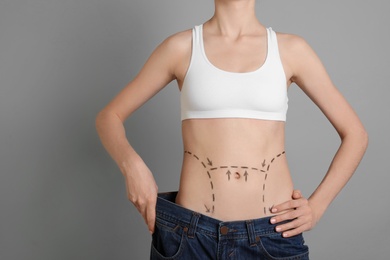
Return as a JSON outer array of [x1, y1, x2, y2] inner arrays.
[[184, 150, 286, 216], [262, 150, 286, 216]]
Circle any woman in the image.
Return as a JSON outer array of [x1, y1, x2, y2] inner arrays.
[[95, 0, 368, 259]]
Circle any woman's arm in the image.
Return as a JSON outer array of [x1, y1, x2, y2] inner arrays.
[[95, 30, 191, 234], [270, 34, 369, 237]]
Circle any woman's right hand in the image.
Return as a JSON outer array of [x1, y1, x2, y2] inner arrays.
[[123, 161, 158, 234]]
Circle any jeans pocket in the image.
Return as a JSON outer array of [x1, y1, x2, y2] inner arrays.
[[258, 232, 309, 260], [150, 217, 187, 260]]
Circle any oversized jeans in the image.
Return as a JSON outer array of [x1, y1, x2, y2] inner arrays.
[[150, 191, 309, 260]]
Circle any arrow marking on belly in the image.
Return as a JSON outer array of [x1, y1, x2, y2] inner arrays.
[[244, 171, 248, 181], [207, 158, 213, 166], [226, 170, 231, 180]]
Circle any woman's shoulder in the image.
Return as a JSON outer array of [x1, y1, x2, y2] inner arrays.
[[272, 29, 320, 81], [158, 28, 193, 55], [272, 29, 316, 58]]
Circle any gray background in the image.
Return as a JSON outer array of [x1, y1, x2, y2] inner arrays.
[[0, 0, 388, 259]]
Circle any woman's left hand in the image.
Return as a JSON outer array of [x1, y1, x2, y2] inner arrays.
[[269, 190, 318, 237]]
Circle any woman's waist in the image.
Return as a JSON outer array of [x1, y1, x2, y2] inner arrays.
[[177, 159, 294, 221]]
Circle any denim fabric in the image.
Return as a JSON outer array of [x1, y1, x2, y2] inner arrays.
[[150, 191, 309, 260]]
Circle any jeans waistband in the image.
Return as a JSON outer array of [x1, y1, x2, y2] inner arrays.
[[156, 191, 283, 243]]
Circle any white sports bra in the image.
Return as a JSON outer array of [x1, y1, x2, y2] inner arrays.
[[180, 24, 288, 121]]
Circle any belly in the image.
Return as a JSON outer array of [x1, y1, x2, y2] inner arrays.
[[175, 119, 294, 221]]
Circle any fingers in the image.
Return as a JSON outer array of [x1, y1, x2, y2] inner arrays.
[[271, 206, 301, 225], [273, 212, 312, 237], [269, 193, 314, 237], [135, 195, 157, 234], [277, 219, 312, 237], [129, 193, 157, 235], [145, 197, 157, 234], [271, 190, 303, 213], [271, 197, 307, 214]]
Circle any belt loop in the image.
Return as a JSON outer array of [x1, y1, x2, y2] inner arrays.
[[187, 212, 200, 238], [246, 220, 257, 246]]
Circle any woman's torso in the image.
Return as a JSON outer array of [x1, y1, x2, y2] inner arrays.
[[174, 22, 295, 221]]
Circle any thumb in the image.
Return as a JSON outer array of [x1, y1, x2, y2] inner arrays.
[[292, 189, 302, 199]]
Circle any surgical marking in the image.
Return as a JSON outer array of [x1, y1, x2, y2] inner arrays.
[[184, 150, 286, 216], [262, 151, 286, 215], [184, 150, 215, 214], [207, 158, 213, 166], [244, 171, 248, 182]]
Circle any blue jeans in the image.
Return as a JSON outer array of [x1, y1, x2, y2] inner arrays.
[[150, 191, 309, 260]]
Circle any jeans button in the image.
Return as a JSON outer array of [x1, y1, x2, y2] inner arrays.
[[220, 226, 229, 235]]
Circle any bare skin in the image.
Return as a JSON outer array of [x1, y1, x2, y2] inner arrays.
[[95, 0, 368, 237]]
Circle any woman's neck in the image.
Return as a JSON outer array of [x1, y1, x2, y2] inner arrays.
[[209, 0, 261, 37]]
